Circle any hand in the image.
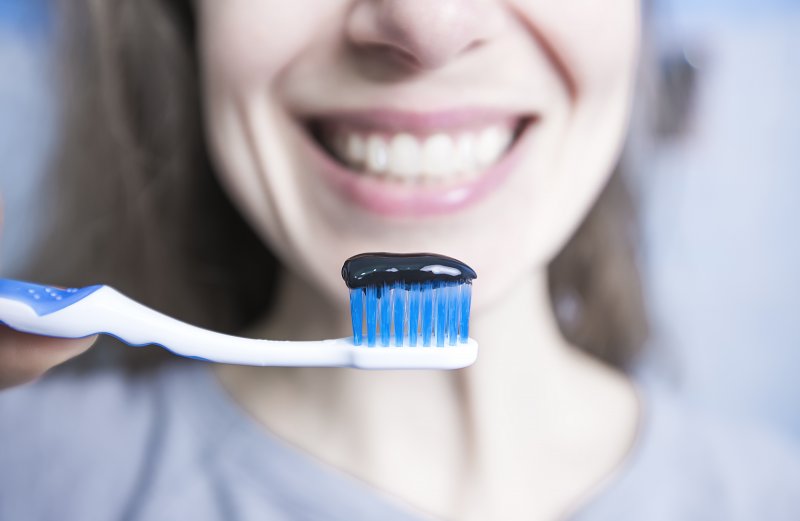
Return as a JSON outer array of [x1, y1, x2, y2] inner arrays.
[[0, 326, 97, 390], [0, 196, 99, 389]]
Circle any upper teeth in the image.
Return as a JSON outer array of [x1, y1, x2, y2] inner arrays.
[[325, 126, 514, 181]]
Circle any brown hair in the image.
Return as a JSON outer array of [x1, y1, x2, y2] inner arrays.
[[30, 0, 647, 369]]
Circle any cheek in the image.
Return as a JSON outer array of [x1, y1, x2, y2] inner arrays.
[[510, 0, 640, 256], [512, 0, 640, 95], [197, 0, 346, 277], [198, 0, 340, 88]]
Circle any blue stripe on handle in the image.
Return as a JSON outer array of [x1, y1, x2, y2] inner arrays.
[[0, 279, 102, 316]]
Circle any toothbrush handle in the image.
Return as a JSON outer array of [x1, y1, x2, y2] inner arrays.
[[0, 279, 103, 388], [0, 279, 106, 337], [0, 278, 353, 366], [0, 278, 255, 346], [0, 278, 207, 345]]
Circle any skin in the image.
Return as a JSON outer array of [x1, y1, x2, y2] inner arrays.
[[0, 328, 95, 389], [1, 0, 641, 519], [199, 0, 641, 519]]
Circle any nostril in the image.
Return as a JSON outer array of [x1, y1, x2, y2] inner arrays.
[[346, 0, 497, 72], [463, 39, 484, 54], [380, 45, 422, 69], [356, 43, 428, 71]]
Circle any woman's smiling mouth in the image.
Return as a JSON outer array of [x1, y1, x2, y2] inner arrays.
[[300, 109, 536, 216]]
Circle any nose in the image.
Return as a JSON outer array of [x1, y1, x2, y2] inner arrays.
[[347, 0, 498, 71]]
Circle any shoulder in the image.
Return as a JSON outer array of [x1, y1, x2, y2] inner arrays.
[[0, 361, 218, 520], [0, 361, 184, 444], [0, 364, 163, 451], [685, 405, 800, 518], [578, 382, 800, 521]]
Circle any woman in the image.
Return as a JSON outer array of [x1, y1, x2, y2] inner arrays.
[[1, 0, 798, 519]]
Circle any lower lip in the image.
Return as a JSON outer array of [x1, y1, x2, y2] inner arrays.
[[300, 120, 534, 217]]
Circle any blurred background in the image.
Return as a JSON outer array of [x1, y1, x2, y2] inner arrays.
[[0, 0, 798, 439]]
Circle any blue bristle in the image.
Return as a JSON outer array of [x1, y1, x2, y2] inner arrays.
[[380, 283, 391, 346], [392, 282, 405, 346], [435, 283, 447, 347], [447, 284, 459, 345], [421, 281, 434, 346], [459, 283, 471, 343], [356, 278, 472, 349], [350, 288, 364, 345], [365, 285, 378, 347], [408, 282, 420, 347]]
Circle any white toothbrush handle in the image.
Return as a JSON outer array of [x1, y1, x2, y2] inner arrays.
[[0, 282, 350, 366], [0, 279, 477, 369]]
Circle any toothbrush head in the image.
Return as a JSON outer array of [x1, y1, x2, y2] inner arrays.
[[342, 253, 476, 350]]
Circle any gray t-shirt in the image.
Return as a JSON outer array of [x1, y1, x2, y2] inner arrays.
[[1, 362, 799, 520]]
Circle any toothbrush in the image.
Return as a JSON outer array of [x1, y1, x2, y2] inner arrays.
[[0, 253, 478, 370]]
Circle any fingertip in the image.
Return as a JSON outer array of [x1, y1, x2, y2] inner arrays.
[[0, 329, 99, 389]]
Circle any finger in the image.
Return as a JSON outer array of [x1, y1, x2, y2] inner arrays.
[[0, 326, 97, 389]]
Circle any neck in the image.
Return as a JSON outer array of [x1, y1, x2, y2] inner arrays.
[[235, 265, 582, 397], [216, 267, 638, 518], [243, 268, 354, 342]]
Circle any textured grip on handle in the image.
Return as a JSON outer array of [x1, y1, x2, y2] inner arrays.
[[0, 279, 103, 316]]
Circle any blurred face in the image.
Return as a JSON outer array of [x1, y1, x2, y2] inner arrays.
[[197, 0, 639, 310]]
